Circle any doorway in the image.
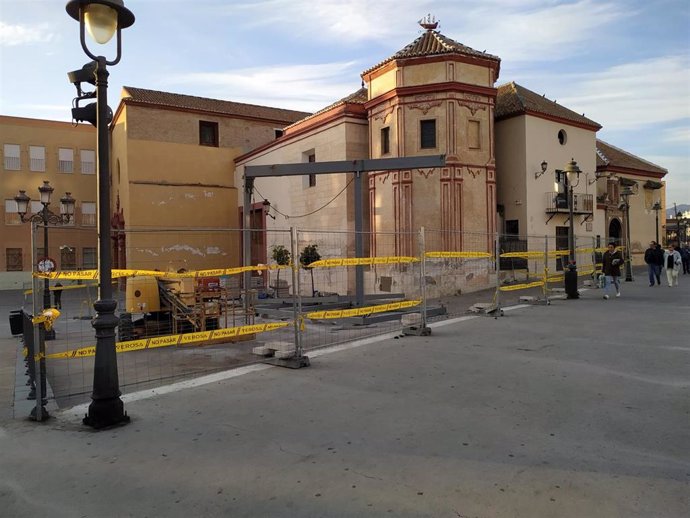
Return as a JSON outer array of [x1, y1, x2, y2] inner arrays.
[[608, 218, 622, 246]]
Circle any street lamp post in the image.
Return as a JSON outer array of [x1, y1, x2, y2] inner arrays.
[[620, 186, 635, 282], [652, 201, 661, 244], [558, 159, 581, 299], [15, 183, 75, 421], [66, 0, 135, 429], [15, 182, 76, 340]]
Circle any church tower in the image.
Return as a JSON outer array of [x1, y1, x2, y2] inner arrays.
[[363, 16, 501, 254]]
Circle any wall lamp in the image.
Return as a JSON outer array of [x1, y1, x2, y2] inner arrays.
[[262, 199, 276, 220], [534, 160, 548, 179]]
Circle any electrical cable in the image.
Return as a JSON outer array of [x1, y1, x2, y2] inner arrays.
[[254, 177, 354, 219]]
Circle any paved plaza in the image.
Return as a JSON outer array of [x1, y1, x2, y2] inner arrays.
[[0, 275, 688, 517]]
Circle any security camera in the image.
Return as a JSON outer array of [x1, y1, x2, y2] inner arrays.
[[72, 102, 113, 128], [67, 61, 97, 87]]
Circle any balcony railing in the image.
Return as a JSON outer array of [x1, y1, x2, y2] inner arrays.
[[545, 192, 593, 214]]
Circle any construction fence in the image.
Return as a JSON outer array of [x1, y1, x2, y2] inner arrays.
[[15, 226, 607, 409]]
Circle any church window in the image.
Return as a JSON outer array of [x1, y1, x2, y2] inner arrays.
[[420, 120, 436, 149], [307, 152, 316, 187], [558, 129, 567, 145], [381, 127, 390, 155], [199, 121, 219, 147]]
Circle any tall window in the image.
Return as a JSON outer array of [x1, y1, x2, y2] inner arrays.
[[60, 246, 76, 270], [81, 149, 95, 174], [4, 199, 20, 225], [58, 148, 73, 173], [81, 202, 96, 226], [82, 247, 97, 269], [199, 121, 219, 147], [29, 146, 45, 171], [308, 153, 316, 187], [4, 144, 20, 170], [381, 127, 390, 155], [6, 248, 23, 271], [420, 120, 436, 149]]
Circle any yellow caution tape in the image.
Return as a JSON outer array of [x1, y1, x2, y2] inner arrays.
[[46, 322, 290, 359], [306, 300, 421, 319], [309, 256, 419, 268], [499, 251, 544, 258], [498, 281, 545, 292], [31, 309, 61, 330], [425, 251, 492, 259], [22, 347, 28, 358], [33, 264, 290, 281]]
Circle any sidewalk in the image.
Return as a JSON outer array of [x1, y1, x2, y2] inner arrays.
[[0, 275, 688, 517]]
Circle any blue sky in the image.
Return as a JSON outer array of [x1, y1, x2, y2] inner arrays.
[[1, 0, 689, 202]]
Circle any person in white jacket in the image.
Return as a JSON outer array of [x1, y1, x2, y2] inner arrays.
[[663, 244, 682, 287]]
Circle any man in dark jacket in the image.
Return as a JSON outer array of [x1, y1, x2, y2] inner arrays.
[[653, 243, 665, 284], [602, 242, 623, 299], [644, 241, 658, 286]]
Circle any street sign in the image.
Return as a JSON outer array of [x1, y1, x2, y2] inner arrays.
[[37, 257, 56, 273]]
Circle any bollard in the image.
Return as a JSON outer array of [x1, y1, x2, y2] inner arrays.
[[565, 262, 579, 299]]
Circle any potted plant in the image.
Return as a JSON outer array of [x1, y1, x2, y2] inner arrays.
[[271, 244, 291, 296], [300, 244, 321, 296]]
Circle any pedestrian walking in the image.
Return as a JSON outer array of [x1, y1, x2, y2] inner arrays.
[[53, 282, 63, 309], [644, 241, 659, 286], [663, 245, 682, 287], [681, 245, 690, 274], [602, 242, 623, 299], [653, 243, 664, 284]]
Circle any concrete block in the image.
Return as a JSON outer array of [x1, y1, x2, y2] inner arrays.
[[252, 346, 274, 357], [401, 312, 422, 327], [265, 341, 294, 352], [274, 349, 296, 359]]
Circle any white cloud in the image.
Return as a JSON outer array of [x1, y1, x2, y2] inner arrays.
[[663, 126, 690, 145], [547, 56, 690, 131], [220, 0, 626, 62], [0, 21, 55, 46], [461, 0, 628, 63], [165, 61, 363, 112]]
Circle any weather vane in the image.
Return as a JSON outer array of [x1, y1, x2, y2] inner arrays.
[[419, 13, 439, 31]]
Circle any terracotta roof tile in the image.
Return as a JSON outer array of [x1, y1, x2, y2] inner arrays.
[[122, 86, 311, 124], [284, 87, 368, 131], [496, 82, 601, 129], [362, 29, 500, 76], [596, 139, 667, 176]]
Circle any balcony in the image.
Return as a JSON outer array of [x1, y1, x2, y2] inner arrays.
[[545, 192, 593, 214]]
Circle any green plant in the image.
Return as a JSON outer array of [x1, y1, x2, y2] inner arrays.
[[300, 244, 321, 296], [271, 245, 291, 292]]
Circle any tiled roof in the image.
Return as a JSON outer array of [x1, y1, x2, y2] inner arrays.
[[284, 87, 368, 131], [495, 82, 601, 129], [122, 87, 311, 124], [362, 29, 500, 76], [596, 139, 667, 176]]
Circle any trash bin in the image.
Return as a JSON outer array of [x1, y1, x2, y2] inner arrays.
[[9, 310, 23, 336], [564, 263, 579, 299]]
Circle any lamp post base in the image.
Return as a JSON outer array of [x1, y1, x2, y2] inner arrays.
[[83, 398, 130, 429], [564, 265, 579, 299]]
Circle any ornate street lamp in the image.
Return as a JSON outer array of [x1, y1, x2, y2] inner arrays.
[[66, 0, 134, 429], [620, 186, 636, 282], [15, 182, 75, 421], [15, 182, 76, 334], [556, 159, 581, 299], [652, 201, 661, 244]]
